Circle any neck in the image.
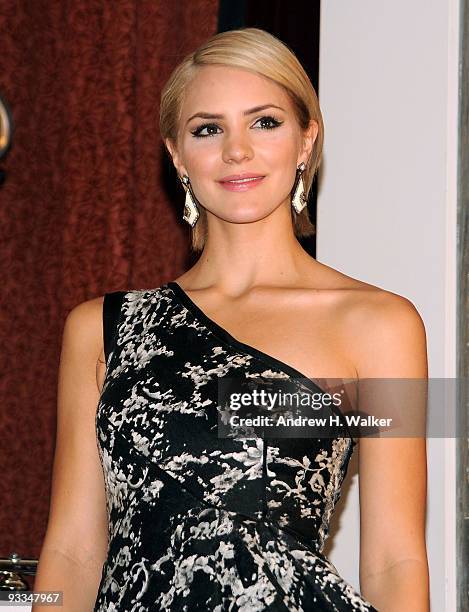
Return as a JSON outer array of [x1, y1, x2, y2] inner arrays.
[[185, 202, 319, 296]]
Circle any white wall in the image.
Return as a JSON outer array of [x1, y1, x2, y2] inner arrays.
[[318, 1, 460, 610]]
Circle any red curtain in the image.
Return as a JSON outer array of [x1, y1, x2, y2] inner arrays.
[[0, 1, 218, 560]]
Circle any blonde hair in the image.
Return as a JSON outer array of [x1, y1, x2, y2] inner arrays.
[[159, 27, 324, 253]]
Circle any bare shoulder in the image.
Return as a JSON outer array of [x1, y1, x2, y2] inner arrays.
[[66, 295, 104, 329], [351, 290, 428, 378], [312, 262, 428, 378], [316, 261, 425, 328], [63, 296, 106, 389], [64, 296, 104, 352], [342, 286, 427, 379], [341, 279, 425, 334]]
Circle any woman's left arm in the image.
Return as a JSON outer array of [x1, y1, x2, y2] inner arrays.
[[352, 293, 430, 611]]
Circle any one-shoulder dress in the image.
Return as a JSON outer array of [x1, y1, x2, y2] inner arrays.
[[93, 282, 378, 611]]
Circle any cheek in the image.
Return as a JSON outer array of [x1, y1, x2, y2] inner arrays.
[[183, 140, 219, 174], [258, 134, 298, 174], [257, 130, 299, 164], [259, 139, 298, 192]]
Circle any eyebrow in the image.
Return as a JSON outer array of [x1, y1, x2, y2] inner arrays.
[[186, 104, 286, 125]]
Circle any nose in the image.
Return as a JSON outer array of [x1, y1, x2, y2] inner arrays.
[[221, 130, 254, 164]]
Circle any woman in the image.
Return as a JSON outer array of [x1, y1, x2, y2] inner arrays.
[[34, 28, 429, 611]]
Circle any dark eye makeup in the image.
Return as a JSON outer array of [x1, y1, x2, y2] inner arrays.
[[190, 115, 283, 138]]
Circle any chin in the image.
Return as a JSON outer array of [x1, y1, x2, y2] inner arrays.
[[218, 208, 277, 225]]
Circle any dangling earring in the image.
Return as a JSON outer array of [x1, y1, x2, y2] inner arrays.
[[291, 162, 307, 214], [180, 174, 200, 227]]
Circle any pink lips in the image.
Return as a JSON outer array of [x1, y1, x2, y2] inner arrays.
[[218, 173, 265, 192]]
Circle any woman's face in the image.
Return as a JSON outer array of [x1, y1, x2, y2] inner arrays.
[[167, 65, 317, 225]]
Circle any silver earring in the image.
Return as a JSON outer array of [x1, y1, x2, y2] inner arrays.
[[181, 174, 200, 227], [291, 162, 307, 214]]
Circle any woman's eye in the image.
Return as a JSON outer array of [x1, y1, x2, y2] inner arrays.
[[254, 115, 283, 130], [191, 123, 221, 138]]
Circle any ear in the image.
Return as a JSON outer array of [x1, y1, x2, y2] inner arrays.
[[298, 119, 319, 166], [164, 138, 187, 178]]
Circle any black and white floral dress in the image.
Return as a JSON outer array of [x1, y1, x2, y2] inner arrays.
[[93, 282, 378, 611]]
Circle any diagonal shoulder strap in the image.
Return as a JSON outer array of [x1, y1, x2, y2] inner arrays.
[[103, 291, 126, 366]]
